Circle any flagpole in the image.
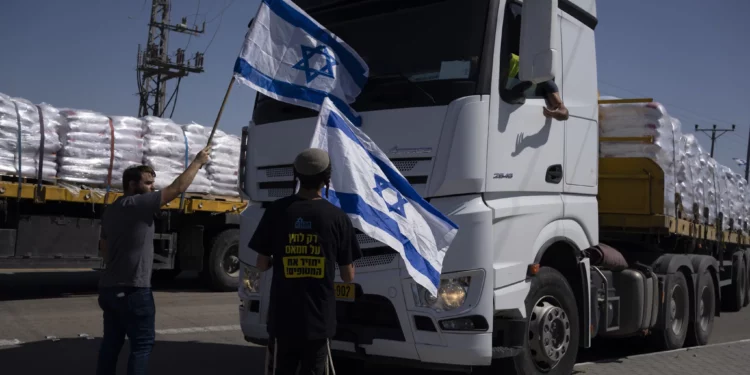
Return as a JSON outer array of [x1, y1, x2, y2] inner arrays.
[[207, 76, 236, 146]]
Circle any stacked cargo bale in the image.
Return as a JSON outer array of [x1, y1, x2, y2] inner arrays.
[[677, 132, 705, 220], [208, 129, 241, 197], [143, 117, 212, 194], [58, 110, 144, 189], [180, 122, 212, 194], [0, 93, 62, 180], [599, 100, 684, 217]]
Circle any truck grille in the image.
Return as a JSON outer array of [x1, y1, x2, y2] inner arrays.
[[335, 294, 405, 344]]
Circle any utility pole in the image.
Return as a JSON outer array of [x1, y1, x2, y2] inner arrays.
[[695, 124, 736, 158], [745, 126, 750, 181], [137, 0, 206, 117]]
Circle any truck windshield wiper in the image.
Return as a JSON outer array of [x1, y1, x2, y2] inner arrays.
[[368, 73, 437, 105]]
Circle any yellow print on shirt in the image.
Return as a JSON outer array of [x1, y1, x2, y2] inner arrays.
[[283, 232, 323, 278]]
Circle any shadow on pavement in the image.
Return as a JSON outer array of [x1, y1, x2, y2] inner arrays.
[[0, 271, 226, 301], [577, 336, 660, 363], [0, 338, 265, 375]]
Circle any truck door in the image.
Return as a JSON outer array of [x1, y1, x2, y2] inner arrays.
[[486, 1, 565, 196]]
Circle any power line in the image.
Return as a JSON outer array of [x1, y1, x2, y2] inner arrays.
[[694, 124, 736, 158], [202, 0, 237, 55]]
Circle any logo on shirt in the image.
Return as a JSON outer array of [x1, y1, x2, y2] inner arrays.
[[295, 217, 312, 230]]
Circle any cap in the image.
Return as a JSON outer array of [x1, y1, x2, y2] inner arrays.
[[293, 148, 330, 176]]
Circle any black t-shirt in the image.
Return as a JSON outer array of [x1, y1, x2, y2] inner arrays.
[[248, 195, 363, 340]]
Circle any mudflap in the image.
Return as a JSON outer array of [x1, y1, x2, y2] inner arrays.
[[178, 225, 205, 271]]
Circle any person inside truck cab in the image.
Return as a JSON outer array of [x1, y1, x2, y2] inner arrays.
[[502, 10, 569, 121], [250, 148, 362, 375]]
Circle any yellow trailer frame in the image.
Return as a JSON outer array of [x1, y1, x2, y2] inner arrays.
[[0, 180, 247, 215]]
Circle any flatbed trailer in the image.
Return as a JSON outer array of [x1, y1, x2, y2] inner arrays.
[[0, 177, 248, 291]]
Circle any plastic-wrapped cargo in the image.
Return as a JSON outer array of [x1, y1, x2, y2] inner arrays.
[[58, 110, 144, 188], [0, 93, 63, 180], [735, 174, 747, 232], [599, 101, 682, 216], [143, 117, 210, 194], [677, 133, 705, 220], [207, 129, 240, 197], [180, 122, 211, 193], [700, 154, 719, 225], [717, 166, 742, 231]]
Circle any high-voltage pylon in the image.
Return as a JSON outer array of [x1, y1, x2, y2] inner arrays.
[[137, 0, 206, 117]]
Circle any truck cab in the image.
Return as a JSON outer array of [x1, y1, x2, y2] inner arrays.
[[239, 0, 599, 373]]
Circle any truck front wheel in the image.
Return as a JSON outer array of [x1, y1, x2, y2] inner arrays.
[[207, 229, 240, 292], [503, 267, 580, 375]]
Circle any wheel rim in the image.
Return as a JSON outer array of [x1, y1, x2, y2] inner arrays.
[[221, 245, 240, 277], [527, 296, 571, 372], [669, 284, 687, 335], [698, 285, 713, 331]]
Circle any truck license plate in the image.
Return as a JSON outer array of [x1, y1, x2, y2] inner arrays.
[[334, 283, 355, 302]]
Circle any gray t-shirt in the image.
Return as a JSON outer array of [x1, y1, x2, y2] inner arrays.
[[99, 191, 162, 289]]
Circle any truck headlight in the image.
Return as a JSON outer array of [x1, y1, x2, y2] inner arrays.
[[412, 277, 471, 312], [241, 264, 261, 293]]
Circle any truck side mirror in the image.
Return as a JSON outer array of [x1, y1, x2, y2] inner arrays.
[[519, 0, 559, 84]]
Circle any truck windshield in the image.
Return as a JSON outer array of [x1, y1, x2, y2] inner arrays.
[[252, 0, 491, 125]]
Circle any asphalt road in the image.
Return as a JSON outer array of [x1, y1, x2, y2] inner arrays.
[[1, 270, 750, 374]]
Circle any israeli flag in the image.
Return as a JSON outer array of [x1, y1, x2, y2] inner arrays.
[[310, 98, 459, 296], [234, 0, 368, 124]]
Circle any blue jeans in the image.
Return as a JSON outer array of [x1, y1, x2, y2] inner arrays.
[[96, 287, 156, 375]]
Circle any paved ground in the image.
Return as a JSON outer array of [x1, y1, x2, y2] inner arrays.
[[574, 340, 750, 375], [2, 270, 750, 374]]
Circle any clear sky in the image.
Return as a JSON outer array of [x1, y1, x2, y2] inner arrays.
[[1, 0, 748, 173]]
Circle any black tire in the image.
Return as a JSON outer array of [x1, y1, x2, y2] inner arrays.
[[653, 271, 690, 350], [207, 229, 240, 292], [496, 267, 580, 375], [685, 270, 715, 346], [722, 256, 745, 312]]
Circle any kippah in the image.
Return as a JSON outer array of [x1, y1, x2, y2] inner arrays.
[[293, 148, 330, 176]]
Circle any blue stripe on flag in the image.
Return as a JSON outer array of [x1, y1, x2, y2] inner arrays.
[[325, 110, 459, 230], [327, 190, 441, 287], [234, 58, 362, 126], [261, 0, 367, 90]]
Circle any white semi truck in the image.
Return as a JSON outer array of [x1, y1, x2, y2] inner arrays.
[[236, 0, 750, 374]]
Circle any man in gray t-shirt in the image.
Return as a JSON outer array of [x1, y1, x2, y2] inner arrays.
[[96, 147, 210, 375]]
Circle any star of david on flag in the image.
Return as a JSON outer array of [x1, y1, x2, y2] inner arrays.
[[310, 98, 459, 296], [233, 0, 368, 124]]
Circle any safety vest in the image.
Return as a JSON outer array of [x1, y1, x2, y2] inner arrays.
[[509, 53, 520, 79]]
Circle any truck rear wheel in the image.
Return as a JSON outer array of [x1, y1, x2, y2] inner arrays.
[[207, 229, 240, 292], [500, 267, 579, 375], [722, 256, 745, 312], [686, 270, 715, 346], [653, 271, 690, 350]]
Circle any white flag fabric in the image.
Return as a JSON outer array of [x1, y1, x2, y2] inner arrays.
[[310, 98, 459, 296], [234, 0, 368, 124]]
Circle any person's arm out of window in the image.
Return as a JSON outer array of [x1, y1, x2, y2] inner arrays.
[[249, 208, 274, 272], [539, 80, 569, 121], [337, 215, 362, 283], [160, 147, 211, 206]]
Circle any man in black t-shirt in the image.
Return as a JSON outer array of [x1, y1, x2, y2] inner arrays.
[[250, 148, 362, 375]]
